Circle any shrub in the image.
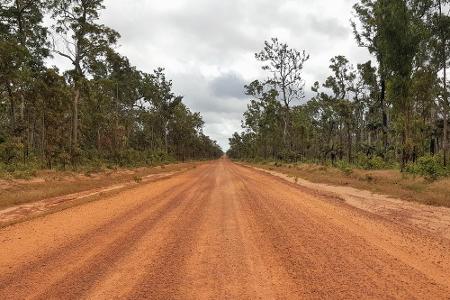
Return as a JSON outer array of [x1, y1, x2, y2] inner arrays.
[[336, 160, 353, 175], [0, 139, 24, 163], [356, 155, 387, 170], [406, 155, 446, 181], [365, 156, 386, 170]]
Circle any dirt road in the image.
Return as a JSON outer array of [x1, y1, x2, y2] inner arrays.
[[0, 160, 449, 299]]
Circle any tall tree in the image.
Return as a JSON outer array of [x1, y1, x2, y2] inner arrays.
[[141, 68, 182, 153], [381, 0, 424, 169], [0, 0, 49, 135], [0, 0, 49, 66], [430, 0, 450, 165], [323, 56, 357, 162], [255, 38, 309, 147], [50, 0, 119, 158], [352, 0, 390, 157]]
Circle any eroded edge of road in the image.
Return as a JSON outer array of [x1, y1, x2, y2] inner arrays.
[[0, 167, 192, 228]]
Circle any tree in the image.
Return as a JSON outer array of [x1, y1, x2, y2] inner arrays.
[[0, 0, 222, 171], [380, 0, 424, 169], [0, 0, 49, 67], [255, 38, 309, 147], [352, 0, 390, 157], [141, 68, 182, 153], [426, 0, 450, 165], [323, 56, 357, 163], [0, 0, 50, 161], [50, 0, 119, 159]]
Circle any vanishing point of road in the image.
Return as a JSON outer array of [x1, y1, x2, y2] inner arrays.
[[0, 159, 449, 299]]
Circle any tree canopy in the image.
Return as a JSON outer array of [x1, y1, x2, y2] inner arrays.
[[0, 0, 222, 170], [228, 0, 449, 173]]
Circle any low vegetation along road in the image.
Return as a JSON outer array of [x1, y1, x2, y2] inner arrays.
[[0, 160, 449, 299]]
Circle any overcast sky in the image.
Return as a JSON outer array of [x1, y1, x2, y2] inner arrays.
[[54, 0, 372, 150]]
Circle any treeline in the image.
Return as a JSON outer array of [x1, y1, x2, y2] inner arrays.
[[0, 0, 222, 171], [228, 0, 450, 173]]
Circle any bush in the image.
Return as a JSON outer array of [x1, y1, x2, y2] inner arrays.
[[0, 139, 24, 163], [336, 160, 353, 175], [406, 155, 446, 181], [356, 154, 388, 170], [277, 150, 301, 163], [0, 158, 40, 180]]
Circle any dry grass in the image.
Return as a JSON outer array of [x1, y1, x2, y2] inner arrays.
[[252, 163, 450, 208], [0, 162, 197, 210]]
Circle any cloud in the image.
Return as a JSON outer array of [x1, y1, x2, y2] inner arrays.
[[210, 72, 247, 99]]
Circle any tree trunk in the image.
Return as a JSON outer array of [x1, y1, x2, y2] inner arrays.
[[41, 114, 46, 163], [444, 80, 449, 166], [401, 88, 412, 171], [281, 83, 290, 149], [347, 122, 352, 163], [440, 0, 448, 166], [26, 105, 31, 158], [164, 120, 169, 153], [72, 86, 80, 154], [380, 76, 388, 157], [283, 110, 289, 147]]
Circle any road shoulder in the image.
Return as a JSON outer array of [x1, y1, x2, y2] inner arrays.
[[240, 162, 450, 240]]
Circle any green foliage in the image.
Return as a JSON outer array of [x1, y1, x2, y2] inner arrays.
[[0, 0, 222, 177], [406, 155, 447, 181], [229, 2, 450, 177], [357, 155, 387, 170], [0, 139, 24, 163], [0, 159, 39, 180], [336, 160, 353, 176]]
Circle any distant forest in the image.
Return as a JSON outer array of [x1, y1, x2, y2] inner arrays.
[[228, 0, 450, 175], [0, 0, 222, 172]]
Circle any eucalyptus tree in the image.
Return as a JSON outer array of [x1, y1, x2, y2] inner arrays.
[[0, 0, 48, 136], [380, 0, 425, 169], [0, 0, 223, 168], [353, 0, 431, 169], [49, 0, 119, 158], [243, 80, 284, 158], [255, 38, 309, 147], [0, 0, 49, 67], [88, 50, 143, 155], [141, 68, 182, 153], [323, 56, 357, 162], [426, 0, 450, 165], [352, 0, 391, 156]]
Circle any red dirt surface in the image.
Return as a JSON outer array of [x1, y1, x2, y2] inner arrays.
[[0, 160, 449, 299]]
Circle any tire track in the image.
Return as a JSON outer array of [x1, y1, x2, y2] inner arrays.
[[230, 163, 450, 299]]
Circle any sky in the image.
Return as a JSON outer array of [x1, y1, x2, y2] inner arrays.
[[52, 0, 372, 151]]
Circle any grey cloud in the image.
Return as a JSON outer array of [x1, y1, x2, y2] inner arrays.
[[308, 15, 349, 39], [169, 71, 249, 149], [210, 72, 247, 99]]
